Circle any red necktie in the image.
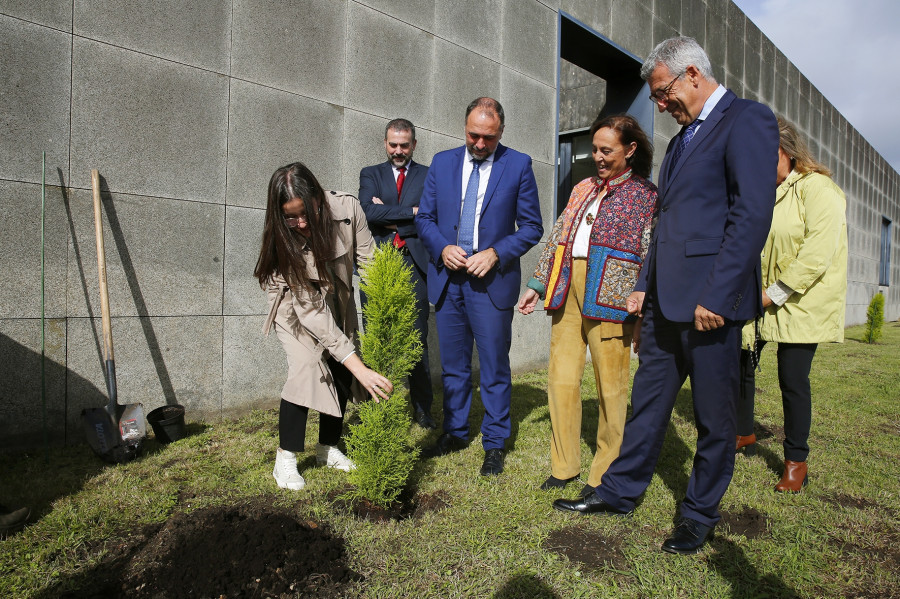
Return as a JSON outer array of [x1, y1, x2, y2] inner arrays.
[[393, 167, 407, 249]]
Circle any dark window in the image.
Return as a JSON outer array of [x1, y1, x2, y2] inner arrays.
[[880, 217, 892, 286], [556, 13, 652, 216]]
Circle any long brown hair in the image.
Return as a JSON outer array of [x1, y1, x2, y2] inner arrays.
[[589, 114, 653, 179], [778, 117, 832, 177], [254, 162, 335, 291]]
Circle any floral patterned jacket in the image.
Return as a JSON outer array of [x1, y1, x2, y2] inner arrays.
[[527, 170, 658, 322]]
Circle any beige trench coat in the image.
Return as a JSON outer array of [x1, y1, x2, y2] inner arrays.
[[262, 191, 376, 417]]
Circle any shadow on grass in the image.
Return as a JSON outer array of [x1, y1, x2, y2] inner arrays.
[[0, 423, 209, 524], [406, 380, 547, 487], [491, 572, 561, 598], [709, 537, 801, 598]]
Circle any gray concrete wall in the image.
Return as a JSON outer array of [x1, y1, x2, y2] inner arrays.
[[1, 0, 897, 450]]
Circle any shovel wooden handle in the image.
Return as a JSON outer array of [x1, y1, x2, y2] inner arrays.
[[91, 169, 115, 363]]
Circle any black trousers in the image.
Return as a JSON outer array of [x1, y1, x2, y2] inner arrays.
[[738, 341, 817, 462], [278, 357, 351, 452], [360, 244, 434, 413]]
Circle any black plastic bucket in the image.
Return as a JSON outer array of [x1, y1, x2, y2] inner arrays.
[[147, 405, 186, 444]]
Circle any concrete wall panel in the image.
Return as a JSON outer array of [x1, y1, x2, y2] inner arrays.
[[656, 0, 681, 32], [65, 188, 225, 318], [499, 69, 556, 165], [69, 38, 229, 202], [759, 37, 776, 105], [0, 319, 68, 450], [346, 4, 434, 130], [65, 315, 224, 436], [680, 0, 706, 46], [224, 206, 265, 316], [431, 131, 465, 157], [725, 1, 745, 78], [0, 0, 71, 30], [704, 0, 727, 81], [532, 160, 557, 236], [501, 0, 557, 86], [431, 39, 502, 138], [231, 0, 346, 104], [653, 17, 678, 56], [226, 80, 345, 209], [435, 0, 503, 59], [560, 0, 611, 37], [355, 0, 436, 32], [222, 315, 284, 415], [340, 110, 394, 196], [0, 182, 69, 319], [0, 16, 71, 184], [73, 0, 232, 73], [609, 0, 653, 59]]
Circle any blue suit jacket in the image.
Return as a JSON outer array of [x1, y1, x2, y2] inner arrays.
[[415, 144, 543, 309], [359, 160, 429, 272], [637, 90, 779, 322]]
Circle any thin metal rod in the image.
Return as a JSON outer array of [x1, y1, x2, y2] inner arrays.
[[41, 152, 48, 463]]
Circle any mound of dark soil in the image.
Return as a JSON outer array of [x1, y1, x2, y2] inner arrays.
[[543, 525, 627, 572], [329, 487, 451, 522], [57, 498, 360, 599], [720, 507, 769, 539]]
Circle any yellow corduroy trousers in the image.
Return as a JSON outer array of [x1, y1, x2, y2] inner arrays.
[[548, 258, 633, 487]]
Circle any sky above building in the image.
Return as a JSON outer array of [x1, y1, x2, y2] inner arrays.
[[732, 0, 900, 173]]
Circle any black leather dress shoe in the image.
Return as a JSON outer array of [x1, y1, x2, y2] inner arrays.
[[552, 491, 630, 515], [480, 449, 505, 476], [414, 408, 437, 430], [661, 517, 714, 554], [421, 433, 468, 458], [539, 475, 578, 490]]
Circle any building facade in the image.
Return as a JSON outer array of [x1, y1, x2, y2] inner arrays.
[[1, 0, 897, 449]]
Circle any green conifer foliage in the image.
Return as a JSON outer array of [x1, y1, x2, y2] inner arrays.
[[864, 292, 885, 344], [345, 245, 422, 506]]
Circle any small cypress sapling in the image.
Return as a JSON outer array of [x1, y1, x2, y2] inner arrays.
[[864, 292, 885, 344], [345, 244, 422, 506]]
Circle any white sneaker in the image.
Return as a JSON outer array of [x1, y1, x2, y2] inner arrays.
[[273, 448, 306, 490], [316, 444, 356, 471]]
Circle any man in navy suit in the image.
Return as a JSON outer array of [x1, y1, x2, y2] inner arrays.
[[553, 37, 778, 554], [359, 118, 436, 429], [415, 97, 543, 476]]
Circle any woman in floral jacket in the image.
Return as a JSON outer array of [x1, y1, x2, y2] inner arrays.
[[518, 114, 657, 495]]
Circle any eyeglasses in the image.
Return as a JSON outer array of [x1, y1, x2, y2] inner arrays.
[[283, 215, 307, 228], [648, 73, 683, 106]]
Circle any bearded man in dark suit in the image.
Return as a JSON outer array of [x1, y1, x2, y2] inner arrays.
[[359, 118, 435, 429]]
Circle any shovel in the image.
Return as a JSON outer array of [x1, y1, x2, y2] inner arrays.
[[81, 169, 146, 463]]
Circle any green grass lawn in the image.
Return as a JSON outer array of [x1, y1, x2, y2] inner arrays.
[[1, 323, 898, 598]]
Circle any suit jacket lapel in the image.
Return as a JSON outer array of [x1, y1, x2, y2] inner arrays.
[[379, 162, 399, 204], [448, 148, 465, 228], [400, 162, 423, 205], [666, 90, 735, 186], [480, 144, 507, 215]]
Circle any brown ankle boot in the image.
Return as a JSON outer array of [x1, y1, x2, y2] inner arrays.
[[735, 434, 756, 456], [775, 460, 808, 493]]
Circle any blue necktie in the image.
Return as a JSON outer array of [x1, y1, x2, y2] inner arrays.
[[457, 159, 482, 254], [668, 119, 700, 177]]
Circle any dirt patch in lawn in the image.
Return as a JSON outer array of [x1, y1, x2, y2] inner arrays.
[[543, 525, 628, 572], [827, 519, 900, 599], [53, 497, 360, 599], [821, 492, 879, 511], [329, 487, 451, 521], [719, 507, 769, 539]]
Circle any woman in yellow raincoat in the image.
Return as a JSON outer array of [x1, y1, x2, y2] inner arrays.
[[736, 118, 847, 493]]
